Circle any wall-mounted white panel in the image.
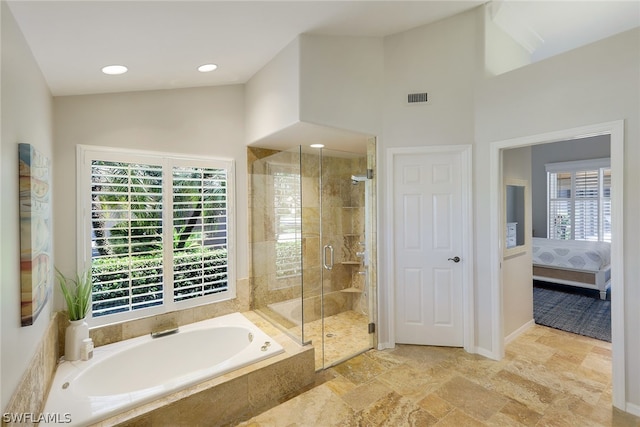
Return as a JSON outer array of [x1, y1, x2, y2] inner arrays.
[[245, 37, 300, 144], [300, 35, 383, 136]]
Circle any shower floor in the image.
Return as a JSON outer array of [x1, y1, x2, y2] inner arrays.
[[292, 310, 371, 370]]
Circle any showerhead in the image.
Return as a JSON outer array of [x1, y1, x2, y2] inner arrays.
[[351, 174, 367, 185]]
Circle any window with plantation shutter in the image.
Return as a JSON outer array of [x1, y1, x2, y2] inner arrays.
[[79, 146, 235, 326], [546, 158, 611, 243], [270, 164, 302, 280], [172, 166, 229, 301], [90, 160, 165, 317]]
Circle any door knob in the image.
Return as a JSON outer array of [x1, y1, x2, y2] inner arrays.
[[448, 256, 461, 263]]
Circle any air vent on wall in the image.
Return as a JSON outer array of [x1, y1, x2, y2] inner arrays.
[[407, 92, 428, 104]]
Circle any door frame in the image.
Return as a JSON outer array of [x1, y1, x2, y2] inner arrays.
[[385, 145, 475, 352], [489, 120, 626, 409]]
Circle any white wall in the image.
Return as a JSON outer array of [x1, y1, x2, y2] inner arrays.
[[483, 4, 531, 77], [378, 8, 479, 348], [531, 135, 610, 238], [53, 85, 247, 294], [502, 146, 533, 339], [245, 38, 300, 144], [382, 10, 479, 148], [475, 27, 640, 410], [299, 34, 383, 137], [1, 2, 54, 410]]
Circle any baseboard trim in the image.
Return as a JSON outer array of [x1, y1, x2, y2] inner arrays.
[[377, 342, 394, 350], [505, 319, 535, 346], [474, 346, 500, 361], [625, 401, 640, 417]]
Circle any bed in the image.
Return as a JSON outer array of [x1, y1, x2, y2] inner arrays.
[[531, 237, 611, 300]]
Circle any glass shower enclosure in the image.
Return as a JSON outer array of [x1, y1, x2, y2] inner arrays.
[[249, 144, 375, 370]]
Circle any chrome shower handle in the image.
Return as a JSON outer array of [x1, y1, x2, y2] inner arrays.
[[323, 244, 334, 270]]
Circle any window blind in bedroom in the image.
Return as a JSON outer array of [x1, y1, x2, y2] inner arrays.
[[546, 158, 611, 242]]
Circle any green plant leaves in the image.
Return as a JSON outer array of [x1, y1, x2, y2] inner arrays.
[[56, 268, 92, 321]]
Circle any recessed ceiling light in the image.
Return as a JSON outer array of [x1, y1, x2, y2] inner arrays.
[[101, 65, 128, 75], [198, 63, 218, 72], [310, 144, 325, 148]]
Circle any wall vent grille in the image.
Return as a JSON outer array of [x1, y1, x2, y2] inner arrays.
[[407, 92, 428, 104]]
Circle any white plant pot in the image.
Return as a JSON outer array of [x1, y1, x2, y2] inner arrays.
[[65, 319, 89, 361]]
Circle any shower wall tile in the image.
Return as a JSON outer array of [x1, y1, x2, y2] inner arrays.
[[302, 295, 323, 323], [321, 208, 340, 235], [122, 313, 177, 341], [87, 319, 123, 349], [320, 291, 353, 318], [302, 176, 319, 208], [252, 241, 276, 278], [300, 153, 319, 178], [351, 208, 365, 234], [249, 146, 369, 333], [268, 274, 301, 292], [301, 207, 320, 238], [247, 147, 281, 168], [303, 266, 321, 296], [303, 236, 321, 268], [343, 235, 365, 262], [252, 275, 302, 307], [250, 275, 268, 308]]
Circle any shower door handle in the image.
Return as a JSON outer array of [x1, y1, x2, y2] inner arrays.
[[323, 245, 334, 270]]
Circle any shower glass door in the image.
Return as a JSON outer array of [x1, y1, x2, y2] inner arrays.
[[302, 147, 372, 370], [250, 143, 374, 370], [250, 146, 305, 344]]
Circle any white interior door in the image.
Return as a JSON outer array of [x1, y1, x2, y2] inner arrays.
[[393, 149, 465, 346]]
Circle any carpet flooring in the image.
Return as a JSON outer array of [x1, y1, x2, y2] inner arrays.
[[533, 281, 611, 342]]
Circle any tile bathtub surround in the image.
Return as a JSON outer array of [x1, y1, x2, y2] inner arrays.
[[241, 325, 640, 427], [92, 312, 315, 427], [4, 312, 59, 424], [57, 278, 250, 353]]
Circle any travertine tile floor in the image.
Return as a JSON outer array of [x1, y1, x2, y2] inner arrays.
[[294, 310, 371, 370], [240, 324, 640, 426]]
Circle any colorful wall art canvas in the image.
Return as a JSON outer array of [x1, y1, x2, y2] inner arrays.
[[19, 143, 52, 326]]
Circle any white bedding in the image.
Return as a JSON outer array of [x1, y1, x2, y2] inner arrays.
[[532, 237, 611, 272]]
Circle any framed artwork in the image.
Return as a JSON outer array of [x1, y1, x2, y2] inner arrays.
[[19, 143, 52, 326]]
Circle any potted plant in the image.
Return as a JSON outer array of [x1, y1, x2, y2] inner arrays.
[[56, 268, 92, 361]]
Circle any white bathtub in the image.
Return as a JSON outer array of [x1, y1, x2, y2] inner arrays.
[[42, 312, 284, 426]]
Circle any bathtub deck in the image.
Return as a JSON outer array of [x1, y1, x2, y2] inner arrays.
[[91, 311, 314, 427]]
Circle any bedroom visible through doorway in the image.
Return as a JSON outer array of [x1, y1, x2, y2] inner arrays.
[[490, 120, 625, 410], [507, 135, 613, 342]]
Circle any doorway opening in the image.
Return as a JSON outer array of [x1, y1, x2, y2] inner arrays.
[[490, 120, 625, 409]]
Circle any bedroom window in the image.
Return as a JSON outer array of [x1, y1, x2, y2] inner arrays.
[[78, 146, 235, 326], [546, 158, 611, 242]]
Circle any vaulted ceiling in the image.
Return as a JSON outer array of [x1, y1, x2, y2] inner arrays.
[[7, 1, 639, 97]]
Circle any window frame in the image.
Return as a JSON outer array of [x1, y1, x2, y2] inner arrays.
[[77, 145, 236, 327], [546, 157, 611, 242], [268, 161, 302, 282]]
